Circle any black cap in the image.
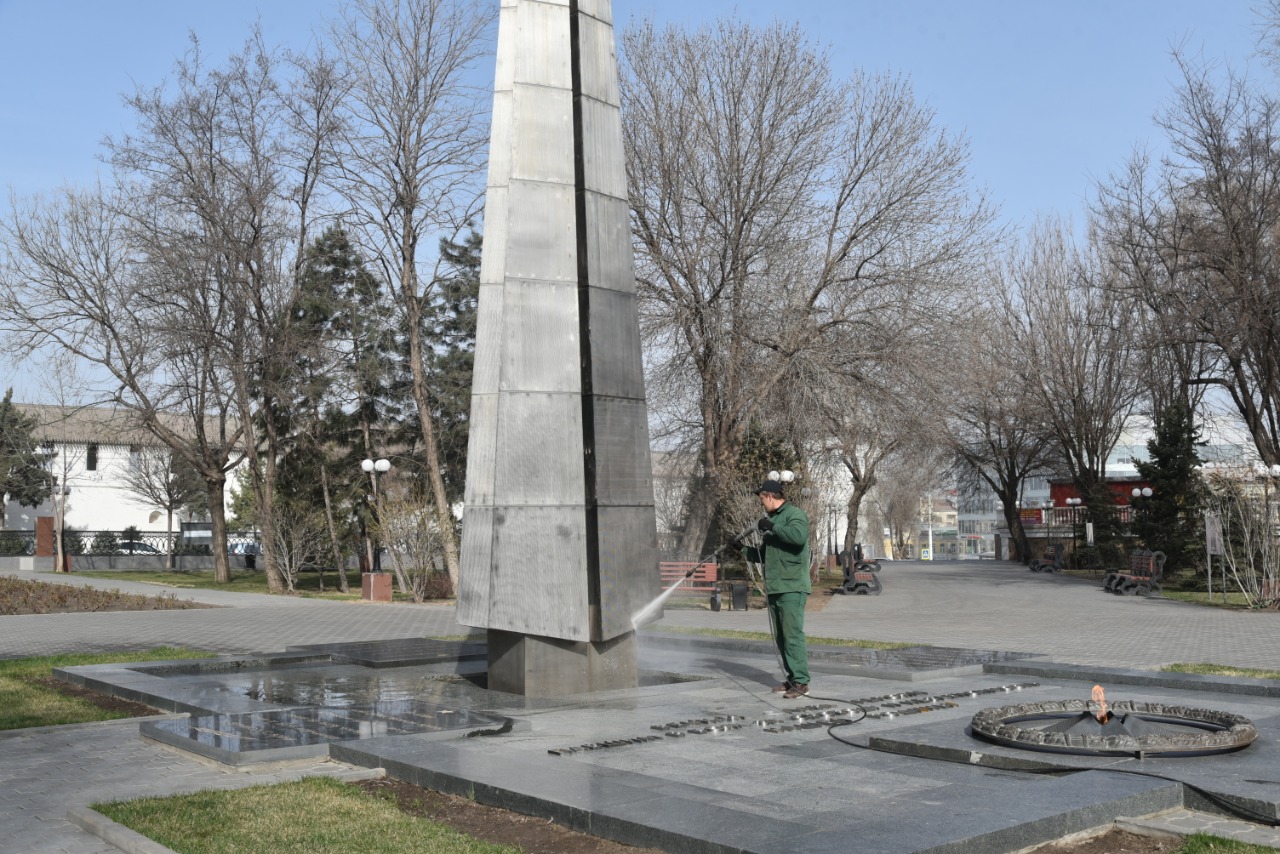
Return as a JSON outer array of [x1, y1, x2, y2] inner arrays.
[[754, 479, 784, 496]]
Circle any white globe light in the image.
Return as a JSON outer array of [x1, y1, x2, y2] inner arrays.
[[361, 459, 374, 473], [767, 470, 780, 481], [1131, 488, 1141, 498], [1142, 487, 1153, 498], [779, 470, 795, 483], [375, 458, 391, 473]]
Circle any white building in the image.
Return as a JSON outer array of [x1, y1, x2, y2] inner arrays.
[[5, 403, 236, 534]]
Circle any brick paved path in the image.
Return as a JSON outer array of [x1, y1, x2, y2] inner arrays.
[[656, 560, 1280, 670]]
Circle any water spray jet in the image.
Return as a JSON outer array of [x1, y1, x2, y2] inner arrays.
[[631, 517, 765, 630]]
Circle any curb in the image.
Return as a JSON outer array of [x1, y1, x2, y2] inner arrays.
[[0, 713, 183, 740], [67, 806, 179, 854]]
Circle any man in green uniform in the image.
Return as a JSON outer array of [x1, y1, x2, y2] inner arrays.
[[744, 478, 811, 699]]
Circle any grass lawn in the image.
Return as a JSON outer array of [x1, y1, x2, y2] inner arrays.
[[1162, 663, 1280, 681], [95, 776, 517, 854], [0, 648, 214, 731], [81, 570, 424, 602], [1177, 836, 1280, 853], [1164, 590, 1257, 608]]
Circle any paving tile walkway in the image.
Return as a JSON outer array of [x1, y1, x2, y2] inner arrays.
[[657, 560, 1280, 670], [3, 562, 1280, 852]]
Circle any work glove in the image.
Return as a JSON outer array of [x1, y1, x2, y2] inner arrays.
[[730, 537, 744, 550], [757, 517, 774, 534]]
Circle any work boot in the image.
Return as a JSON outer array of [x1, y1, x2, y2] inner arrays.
[[783, 684, 809, 699], [771, 681, 793, 693]]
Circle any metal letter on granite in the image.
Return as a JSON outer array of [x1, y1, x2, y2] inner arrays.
[[458, 0, 659, 696]]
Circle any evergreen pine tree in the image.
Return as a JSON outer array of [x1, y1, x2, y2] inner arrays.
[[277, 226, 403, 587], [1132, 400, 1205, 576], [0, 389, 51, 528], [422, 230, 480, 505]]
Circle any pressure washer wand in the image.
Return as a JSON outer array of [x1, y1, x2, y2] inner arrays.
[[682, 517, 765, 578]]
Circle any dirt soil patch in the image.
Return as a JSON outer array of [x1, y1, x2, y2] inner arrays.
[[1033, 828, 1180, 853], [355, 777, 663, 854], [0, 576, 208, 615]]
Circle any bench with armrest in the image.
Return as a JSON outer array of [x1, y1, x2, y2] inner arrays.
[[659, 561, 718, 595], [1103, 550, 1166, 596], [1029, 545, 1063, 573], [839, 559, 883, 595]]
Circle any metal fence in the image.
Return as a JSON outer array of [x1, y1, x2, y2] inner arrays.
[[0, 530, 260, 557]]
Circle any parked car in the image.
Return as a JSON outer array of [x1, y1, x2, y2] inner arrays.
[[117, 541, 162, 554], [228, 542, 261, 556]]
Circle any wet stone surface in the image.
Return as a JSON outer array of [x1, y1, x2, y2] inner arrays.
[[145, 700, 508, 752], [59, 635, 1280, 853]]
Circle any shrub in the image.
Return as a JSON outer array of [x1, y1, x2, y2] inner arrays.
[[60, 529, 85, 555], [0, 531, 30, 556], [89, 531, 120, 555], [414, 570, 455, 601]]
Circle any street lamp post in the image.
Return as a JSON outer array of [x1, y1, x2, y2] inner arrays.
[[361, 458, 391, 572], [926, 493, 933, 560]]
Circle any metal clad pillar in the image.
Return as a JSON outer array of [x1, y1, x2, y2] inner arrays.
[[458, 0, 659, 695]]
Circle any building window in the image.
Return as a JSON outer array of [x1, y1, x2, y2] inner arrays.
[[86, 443, 99, 472], [129, 445, 142, 470]]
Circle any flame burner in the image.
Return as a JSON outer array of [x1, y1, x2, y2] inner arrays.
[[971, 700, 1257, 758]]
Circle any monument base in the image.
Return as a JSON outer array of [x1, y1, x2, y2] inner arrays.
[[486, 629, 637, 697]]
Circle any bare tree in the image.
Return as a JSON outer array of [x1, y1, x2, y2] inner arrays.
[[269, 504, 329, 593], [0, 182, 249, 581], [111, 32, 351, 593], [997, 218, 1139, 549], [622, 17, 995, 557], [1094, 152, 1215, 420], [1095, 55, 1280, 468], [868, 446, 949, 560], [120, 447, 205, 569], [328, 0, 495, 593], [1203, 468, 1280, 607], [377, 477, 447, 603], [942, 313, 1058, 563], [781, 355, 940, 558]]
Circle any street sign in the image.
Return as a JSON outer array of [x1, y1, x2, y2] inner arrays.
[[1205, 513, 1224, 556]]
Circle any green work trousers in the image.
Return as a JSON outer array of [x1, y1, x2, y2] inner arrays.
[[768, 591, 809, 686]]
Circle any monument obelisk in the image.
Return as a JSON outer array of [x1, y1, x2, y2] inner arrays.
[[457, 0, 659, 697]]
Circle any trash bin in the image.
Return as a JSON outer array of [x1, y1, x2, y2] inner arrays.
[[731, 581, 748, 611]]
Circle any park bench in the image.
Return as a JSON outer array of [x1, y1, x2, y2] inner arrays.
[[1029, 545, 1063, 573], [659, 561, 718, 595], [1103, 549, 1166, 597], [838, 559, 883, 595]]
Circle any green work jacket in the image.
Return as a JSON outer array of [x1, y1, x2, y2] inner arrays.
[[747, 501, 811, 595]]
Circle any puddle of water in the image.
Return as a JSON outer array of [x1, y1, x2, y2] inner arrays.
[[146, 701, 507, 752]]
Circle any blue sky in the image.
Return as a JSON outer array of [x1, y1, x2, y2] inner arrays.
[[0, 1, 1264, 227], [0, 1, 1268, 402]]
